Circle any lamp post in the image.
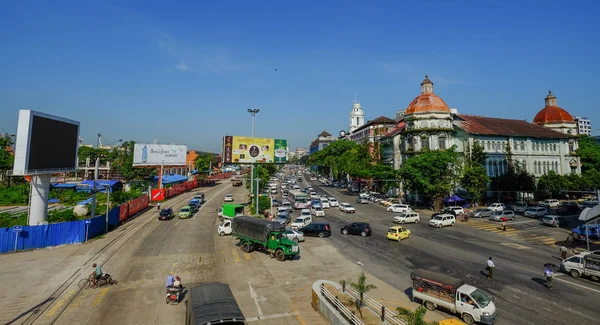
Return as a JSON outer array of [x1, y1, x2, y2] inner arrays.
[[248, 108, 260, 213], [103, 184, 111, 233]]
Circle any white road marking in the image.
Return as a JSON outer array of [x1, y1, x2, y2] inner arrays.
[[500, 242, 531, 250], [192, 185, 231, 220], [246, 312, 299, 322], [554, 277, 600, 293], [507, 220, 538, 225], [249, 282, 264, 317]]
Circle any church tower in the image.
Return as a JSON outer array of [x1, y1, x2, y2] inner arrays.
[[349, 97, 365, 133]]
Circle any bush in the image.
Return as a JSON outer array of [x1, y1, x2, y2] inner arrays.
[[0, 184, 30, 205]]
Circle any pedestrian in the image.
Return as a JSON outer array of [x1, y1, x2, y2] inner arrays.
[[560, 245, 568, 260], [157, 202, 161, 210], [544, 266, 554, 289], [486, 257, 495, 280], [502, 220, 507, 231]]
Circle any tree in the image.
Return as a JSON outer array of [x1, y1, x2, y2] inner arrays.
[[111, 141, 156, 181], [577, 135, 600, 173], [461, 164, 489, 204], [396, 306, 439, 325], [0, 134, 15, 186], [469, 140, 486, 166], [399, 148, 461, 209], [194, 153, 217, 172], [349, 273, 377, 319], [537, 170, 568, 198], [77, 146, 112, 165]]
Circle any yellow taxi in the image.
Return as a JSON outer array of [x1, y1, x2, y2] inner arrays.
[[386, 226, 411, 241]]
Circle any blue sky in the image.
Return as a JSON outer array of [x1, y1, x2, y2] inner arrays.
[[1, 0, 599, 152]]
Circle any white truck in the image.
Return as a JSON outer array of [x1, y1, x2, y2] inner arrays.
[[411, 269, 498, 325], [562, 252, 600, 280]]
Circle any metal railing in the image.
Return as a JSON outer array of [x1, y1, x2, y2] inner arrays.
[[346, 287, 406, 325], [320, 284, 364, 325]]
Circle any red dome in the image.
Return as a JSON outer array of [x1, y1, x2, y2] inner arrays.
[[406, 92, 451, 115], [533, 106, 574, 124]]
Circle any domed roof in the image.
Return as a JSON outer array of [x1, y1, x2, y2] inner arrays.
[[405, 75, 451, 115], [533, 91, 574, 124]]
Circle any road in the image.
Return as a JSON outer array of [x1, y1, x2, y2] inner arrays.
[[297, 176, 600, 325]]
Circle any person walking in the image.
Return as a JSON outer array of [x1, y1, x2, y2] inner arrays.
[[544, 266, 554, 289], [486, 257, 495, 280], [157, 202, 161, 210], [560, 245, 568, 260], [502, 220, 507, 231]]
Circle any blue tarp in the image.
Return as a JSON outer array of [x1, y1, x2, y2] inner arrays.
[[444, 195, 465, 203], [48, 199, 60, 204], [154, 174, 188, 184], [76, 180, 122, 193], [78, 198, 94, 205], [52, 183, 77, 189]]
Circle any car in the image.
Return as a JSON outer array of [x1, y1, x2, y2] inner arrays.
[[542, 215, 569, 228], [283, 228, 305, 243], [320, 198, 330, 209], [382, 199, 400, 207], [341, 222, 372, 237], [275, 212, 291, 225], [386, 226, 411, 241], [271, 199, 279, 207], [356, 197, 369, 204], [270, 188, 277, 194], [158, 208, 174, 220], [328, 198, 339, 207], [540, 199, 560, 208], [429, 214, 456, 228], [446, 206, 465, 215], [339, 203, 356, 213], [487, 203, 505, 211], [290, 215, 312, 230], [311, 206, 325, 217], [280, 203, 293, 213], [393, 212, 420, 224], [387, 204, 411, 213], [308, 187, 314, 192], [577, 195, 596, 203], [510, 202, 528, 213], [469, 208, 493, 218], [524, 207, 547, 217], [300, 208, 312, 218], [489, 210, 515, 221], [557, 201, 580, 215], [298, 222, 331, 238], [178, 206, 192, 219], [310, 192, 319, 199], [224, 194, 234, 202]]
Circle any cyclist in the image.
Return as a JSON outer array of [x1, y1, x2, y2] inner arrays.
[[91, 263, 103, 288]]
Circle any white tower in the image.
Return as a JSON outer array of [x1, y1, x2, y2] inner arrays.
[[349, 97, 365, 133]]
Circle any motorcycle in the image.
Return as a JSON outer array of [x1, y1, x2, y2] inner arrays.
[[79, 273, 117, 289], [165, 276, 183, 304]]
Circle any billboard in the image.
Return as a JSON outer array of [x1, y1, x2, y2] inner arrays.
[[12, 110, 80, 175], [133, 143, 187, 166], [222, 136, 287, 164]]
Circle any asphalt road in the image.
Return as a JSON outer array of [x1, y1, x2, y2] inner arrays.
[[286, 176, 600, 325]]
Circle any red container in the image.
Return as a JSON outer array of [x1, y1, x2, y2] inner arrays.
[[119, 203, 129, 222]]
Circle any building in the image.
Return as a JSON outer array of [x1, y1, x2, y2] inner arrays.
[[309, 131, 336, 154], [186, 150, 222, 170], [348, 116, 396, 147], [294, 148, 309, 158], [349, 100, 365, 133], [573, 116, 592, 136], [381, 76, 581, 179]]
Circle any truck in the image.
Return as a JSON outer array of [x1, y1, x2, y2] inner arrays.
[[185, 282, 246, 325], [562, 252, 600, 280], [189, 198, 200, 213], [232, 178, 243, 187], [411, 269, 498, 325], [231, 216, 299, 261], [218, 203, 245, 221]]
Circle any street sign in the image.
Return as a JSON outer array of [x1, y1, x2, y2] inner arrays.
[[85, 220, 91, 224], [13, 226, 23, 232]]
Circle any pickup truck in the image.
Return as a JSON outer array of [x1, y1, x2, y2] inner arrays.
[[411, 269, 498, 325], [232, 216, 299, 261], [562, 252, 600, 280]]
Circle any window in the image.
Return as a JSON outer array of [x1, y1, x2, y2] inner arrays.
[[438, 136, 446, 150], [406, 137, 413, 151], [486, 142, 491, 150], [521, 141, 526, 151], [421, 137, 430, 150], [534, 161, 538, 174], [493, 161, 499, 176], [553, 144, 557, 152], [413, 137, 418, 150], [569, 141, 575, 153]]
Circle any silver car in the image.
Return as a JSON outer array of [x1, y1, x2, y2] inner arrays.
[[284, 228, 305, 243], [470, 208, 493, 218]]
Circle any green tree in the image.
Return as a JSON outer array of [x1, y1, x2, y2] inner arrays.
[[461, 164, 490, 204], [399, 148, 461, 209], [349, 273, 377, 319], [0, 134, 15, 186], [537, 170, 568, 198], [577, 135, 600, 173], [396, 306, 439, 325], [469, 140, 486, 166], [111, 141, 156, 181], [194, 153, 217, 172], [77, 146, 111, 165]]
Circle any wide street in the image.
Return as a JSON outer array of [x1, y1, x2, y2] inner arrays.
[[300, 176, 600, 325]]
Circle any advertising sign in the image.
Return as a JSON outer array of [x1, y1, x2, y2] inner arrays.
[[133, 144, 187, 166], [223, 136, 287, 164]]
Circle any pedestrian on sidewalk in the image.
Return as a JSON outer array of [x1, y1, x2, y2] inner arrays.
[[486, 257, 495, 280], [544, 266, 554, 289], [560, 245, 568, 260]]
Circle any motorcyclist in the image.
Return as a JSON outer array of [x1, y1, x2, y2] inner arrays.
[[166, 272, 175, 288], [90, 263, 103, 288]]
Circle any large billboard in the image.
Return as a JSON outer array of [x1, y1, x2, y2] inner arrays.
[[133, 143, 187, 166], [13, 110, 80, 175], [223, 136, 287, 164]]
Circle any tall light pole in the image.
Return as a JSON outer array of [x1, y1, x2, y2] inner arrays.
[[248, 108, 260, 214]]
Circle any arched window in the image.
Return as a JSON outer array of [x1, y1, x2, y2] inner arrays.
[[487, 160, 492, 176], [413, 137, 418, 150], [569, 140, 575, 153], [486, 142, 491, 150], [406, 136, 413, 151], [438, 135, 446, 150], [521, 141, 526, 151], [534, 161, 539, 174], [553, 144, 557, 152], [493, 161, 499, 176], [421, 137, 430, 150], [522, 160, 527, 171]]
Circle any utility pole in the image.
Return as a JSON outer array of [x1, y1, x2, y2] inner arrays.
[[248, 108, 260, 202], [90, 158, 99, 218], [104, 184, 110, 233]]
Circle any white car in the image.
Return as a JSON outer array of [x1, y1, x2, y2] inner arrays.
[[311, 206, 325, 217], [224, 194, 234, 202], [429, 214, 456, 228], [320, 198, 330, 209], [488, 203, 505, 211], [340, 203, 356, 213], [446, 206, 465, 215], [300, 208, 312, 218], [524, 207, 547, 217], [489, 210, 515, 221], [387, 204, 411, 213], [540, 199, 560, 208], [310, 192, 319, 199], [283, 228, 305, 243], [290, 215, 312, 230], [393, 212, 420, 224], [328, 198, 339, 207]]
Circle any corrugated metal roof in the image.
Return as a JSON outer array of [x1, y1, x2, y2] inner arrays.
[[153, 174, 188, 184], [455, 114, 571, 139]]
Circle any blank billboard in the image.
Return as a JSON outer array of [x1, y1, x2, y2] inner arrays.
[[133, 143, 187, 166], [12, 110, 80, 175]]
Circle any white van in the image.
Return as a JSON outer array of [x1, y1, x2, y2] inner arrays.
[[290, 215, 312, 230], [217, 220, 232, 236]]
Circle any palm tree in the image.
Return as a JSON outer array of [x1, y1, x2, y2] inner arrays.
[[396, 306, 439, 325], [349, 273, 377, 318]]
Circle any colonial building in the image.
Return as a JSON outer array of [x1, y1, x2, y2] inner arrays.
[[349, 100, 365, 133], [348, 116, 396, 148], [309, 131, 336, 154], [381, 76, 581, 178]]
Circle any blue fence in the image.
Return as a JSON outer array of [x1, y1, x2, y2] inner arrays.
[[0, 206, 121, 254]]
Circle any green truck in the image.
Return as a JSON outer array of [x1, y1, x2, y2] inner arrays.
[[218, 203, 245, 221], [232, 216, 299, 261]]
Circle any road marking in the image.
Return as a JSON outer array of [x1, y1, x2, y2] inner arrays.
[[46, 290, 75, 317], [507, 220, 538, 225], [246, 312, 299, 322], [92, 287, 110, 305], [555, 277, 600, 293], [249, 282, 264, 318], [244, 252, 252, 260], [500, 242, 531, 250], [193, 184, 232, 220], [232, 249, 241, 263]]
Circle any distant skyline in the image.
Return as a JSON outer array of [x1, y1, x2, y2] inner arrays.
[[1, 0, 599, 153]]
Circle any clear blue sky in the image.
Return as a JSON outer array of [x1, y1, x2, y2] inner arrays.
[[1, 0, 599, 152]]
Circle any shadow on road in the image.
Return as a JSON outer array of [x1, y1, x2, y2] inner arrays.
[[5, 297, 54, 325], [531, 277, 548, 287]]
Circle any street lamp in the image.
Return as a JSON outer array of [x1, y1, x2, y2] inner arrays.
[[247, 108, 260, 211], [102, 184, 111, 233]]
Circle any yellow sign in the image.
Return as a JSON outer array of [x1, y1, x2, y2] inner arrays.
[[223, 136, 275, 163]]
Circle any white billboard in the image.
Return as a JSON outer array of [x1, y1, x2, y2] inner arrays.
[[133, 143, 187, 166]]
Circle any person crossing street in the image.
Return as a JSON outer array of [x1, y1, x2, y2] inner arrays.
[[486, 257, 495, 280], [544, 266, 554, 289], [560, 245, 568, 260]]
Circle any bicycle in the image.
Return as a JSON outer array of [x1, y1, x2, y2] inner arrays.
[[78, 273, 117, 289]]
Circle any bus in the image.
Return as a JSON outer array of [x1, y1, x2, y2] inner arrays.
[[289, 190, 309, 210]]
